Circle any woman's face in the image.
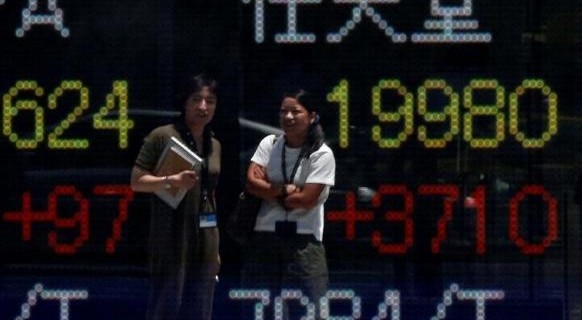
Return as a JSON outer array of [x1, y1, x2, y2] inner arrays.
[[184, 86, 217, 128], [279, 97, 314, 136]]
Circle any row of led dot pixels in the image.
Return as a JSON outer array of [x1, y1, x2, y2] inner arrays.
[[229, 284, 504, 320], [327, 184, 558, 255], [2, 80, 134, 150], [327, 79, 558, 149], [4, 0, 490, 41], [3, 185, 133, 254], [242, 0, 491, 43], [11, 283, 504, 320], [3, 183, 557, 256]]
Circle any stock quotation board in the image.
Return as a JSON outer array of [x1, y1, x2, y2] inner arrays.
[[1, 1, 580, 319]]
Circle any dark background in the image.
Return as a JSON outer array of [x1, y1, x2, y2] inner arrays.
[[1, 0, 580, 319]]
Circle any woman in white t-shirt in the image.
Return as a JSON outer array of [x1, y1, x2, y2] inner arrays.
[[243, 89, 336, 319]]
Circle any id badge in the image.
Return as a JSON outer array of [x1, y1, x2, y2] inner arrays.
[[199, 212, 217, 228], [275, 221, 297, 237]]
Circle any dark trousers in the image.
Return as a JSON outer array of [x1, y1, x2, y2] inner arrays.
[[241, 231, 329, 320], [146, 228, 219, 320]]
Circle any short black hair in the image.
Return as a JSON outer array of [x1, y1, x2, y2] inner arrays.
[[175, 74, 218, 110]]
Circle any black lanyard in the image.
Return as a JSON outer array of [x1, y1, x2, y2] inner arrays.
[[176, 122, 211, 203], [281, 138, 307, 185]]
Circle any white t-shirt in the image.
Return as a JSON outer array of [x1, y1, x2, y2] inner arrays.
[[250, 134, 336, 241]]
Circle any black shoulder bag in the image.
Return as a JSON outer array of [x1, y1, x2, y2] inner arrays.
[[227, 190, 262, 245], [227, 136, 280, 245]]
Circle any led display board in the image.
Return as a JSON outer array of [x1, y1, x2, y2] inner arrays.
[[1, 1, 580, 319]]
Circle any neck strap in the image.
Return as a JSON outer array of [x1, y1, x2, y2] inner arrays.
[[281, 137, 307, 184]]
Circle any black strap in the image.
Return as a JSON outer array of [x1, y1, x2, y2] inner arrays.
[[281, 136, 307, 184], [175, 121, 212, 210]]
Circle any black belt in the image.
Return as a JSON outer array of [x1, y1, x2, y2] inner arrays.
[[253, 231, 321, 244]]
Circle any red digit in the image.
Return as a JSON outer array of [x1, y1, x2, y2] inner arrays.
[[93, 184, 134, 253], [509, 184, 558, 255], [417, 184, 459, 254], [371, 184, 414, 254], [470, 185, 487, 254], [47, 185, 90, 254]]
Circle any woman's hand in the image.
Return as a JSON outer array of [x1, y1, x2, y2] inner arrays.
[[131, 166, 199, 193], [282, 183, 325, 210], [284, 184, 299, 195], [168, 170, 199, 189]]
